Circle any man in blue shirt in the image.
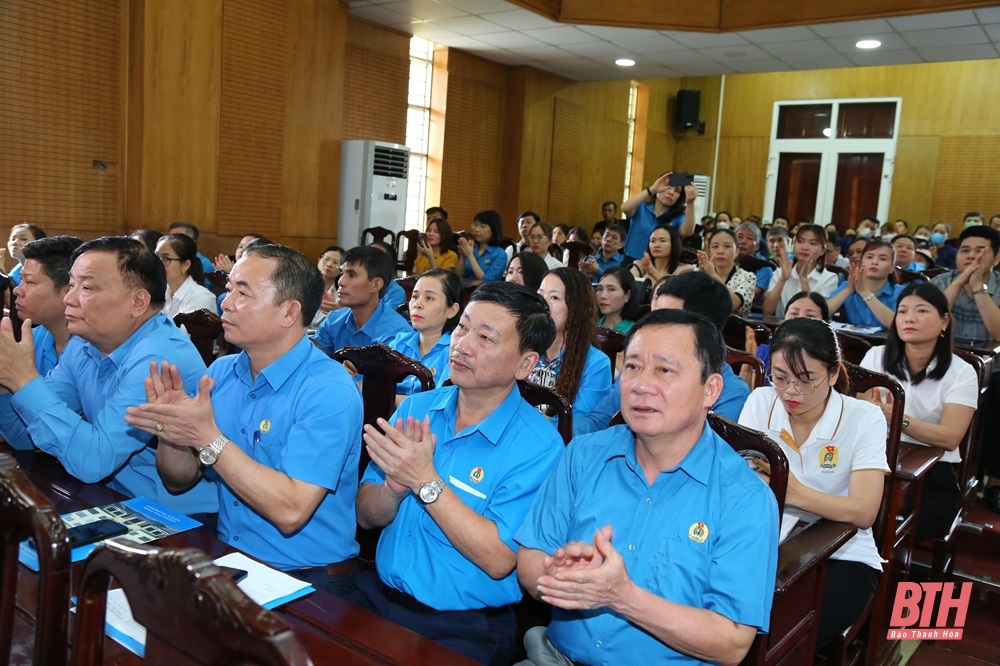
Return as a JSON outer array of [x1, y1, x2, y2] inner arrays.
[[352, 282, 564, 665], [315, 245, 410, 354], [126, 244, 363, 595], [369, 240, 407, 311], [0, 236, 216, 516], [515, 309, 779, 666], [577, 271, 750, 436], [580, 224, 626, 282], [12, 235, 84, 376]]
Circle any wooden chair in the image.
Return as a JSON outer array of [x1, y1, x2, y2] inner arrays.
[[834, 331, 872, 366], [726, 346, 765, 390], [204, 270, 230, 297], [825, 362, 905, 666], [360, 226, 397, 255], [517, 379, 573, 446], [921, 267, 949, 279], [73, 539, 312, 666], [679, 248, 699, 267], [174, 309, 224, 366], [825, 263, 850, 279], [594, 327, 626, 375], [707, 413, 789, 515], [331, 344, 435, 430], [735, 254, 777, 274], [895, 267, 925, 284], [398, 229, 419, 274], [396, 276, 417, 304], [560, 241, 593, 270], [396, 302, 410, 323], [0, 453, 70, 666], [723, 313, 771, 351]]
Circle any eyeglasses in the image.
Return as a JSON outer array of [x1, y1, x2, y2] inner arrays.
[[766, 372, 830, 396], [157, 255, 181, 265], [527, 234, 548, 242], [471, 221, 488, 229]]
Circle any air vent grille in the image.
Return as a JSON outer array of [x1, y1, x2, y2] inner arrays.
[[373, 146, 408, 178]]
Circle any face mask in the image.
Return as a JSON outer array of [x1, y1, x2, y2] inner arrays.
[[930, 232, 946, 245], [881, 233, 896, 243], [915, 234, 930, 241], [716, 222, 730, 230], [858, 227, 873, 239], [964, 220, 981, 229]]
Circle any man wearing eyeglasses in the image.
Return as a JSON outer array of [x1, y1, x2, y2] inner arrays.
[[0, 236, 217, 516]]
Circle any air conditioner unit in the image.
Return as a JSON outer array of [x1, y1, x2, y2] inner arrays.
[[338, 140, 409, 248], [690, 174, 710, 224]]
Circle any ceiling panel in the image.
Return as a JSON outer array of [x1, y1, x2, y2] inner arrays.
[[902, 25, 989, 48], [887, 9, 979, 31]]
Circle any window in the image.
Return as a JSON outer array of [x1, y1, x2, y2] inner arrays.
[[405, 37, 434, 231], [623, 82, 639, 203]]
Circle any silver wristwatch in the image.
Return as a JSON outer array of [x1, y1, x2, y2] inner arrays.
[[418, 478, 446, 504], [198, 434, 230, 466]]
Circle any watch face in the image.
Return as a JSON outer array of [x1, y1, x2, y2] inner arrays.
[[199, 446, 219, 466], [418, 484, 438, 503]]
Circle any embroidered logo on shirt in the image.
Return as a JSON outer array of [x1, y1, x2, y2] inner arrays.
[[430, 367, 437, 376], [819, 445, 839, 469], [470, 467, 485, 484], [688, 522, 709, 543], [259, 419, 271, 433]]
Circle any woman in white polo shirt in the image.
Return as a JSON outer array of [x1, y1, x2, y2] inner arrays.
[[861, 282, 977, 543], [739, 317, 888, 652]]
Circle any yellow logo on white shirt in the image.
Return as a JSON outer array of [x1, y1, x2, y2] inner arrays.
[[688, 522, 709, 543], [819, 445, 839, 469]]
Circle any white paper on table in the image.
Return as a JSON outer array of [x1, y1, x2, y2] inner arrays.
[[779, 512, 800, 544], [99, 552, 315, 657]]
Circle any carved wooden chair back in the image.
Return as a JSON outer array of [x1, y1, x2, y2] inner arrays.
[[594, 327, 626, 376], [173, 309, 224, 366], [73, 539, 312, 665], [331, 344, 434, 429]]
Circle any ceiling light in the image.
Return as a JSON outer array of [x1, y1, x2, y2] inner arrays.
[[615, 58, 635, 67], [856, 39, 881, 49], [822, 128, 832, 137]]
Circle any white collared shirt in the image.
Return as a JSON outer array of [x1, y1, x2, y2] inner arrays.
[[861, 346, 979, 464], [164, 275, 218, 319], [739, 387, 889, 570], [767, 265, 840, 317]]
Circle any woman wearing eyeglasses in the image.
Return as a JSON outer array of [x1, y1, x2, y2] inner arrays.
[[155, 233, 218, 318], [738, 317, 888, 653]]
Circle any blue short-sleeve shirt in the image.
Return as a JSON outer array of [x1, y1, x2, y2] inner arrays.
[[210, 335, 362, 570], [515, 424, 779, 665], [623, 202, 684, 259], [382, 280, 406, 313], [461, 245, 507, 282], [387, 329, 451, 395], [0, 312, 217, 515], [830, 280, 905, 331], [362, 384, 564, 610], [314, 299, 412, 354], [31, 326, 64, 377], [593, 252, 625, 282]]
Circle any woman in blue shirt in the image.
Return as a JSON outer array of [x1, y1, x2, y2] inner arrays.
[[532, 267, 612, 424], [455, 209, 508, 284], [388, 268, 461, 401], [620, 171, 696, 260], [4, 223, 46, 285]]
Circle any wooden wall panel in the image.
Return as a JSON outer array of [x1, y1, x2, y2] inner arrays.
[[0, 0, 122, 248], [216, 0, 287, 239], [713, 137, 769, 217], [930, 136, 1000, 226], [547, 99, 584, 223], [888, 136, 938, 227], [342, 18, 408, 144]]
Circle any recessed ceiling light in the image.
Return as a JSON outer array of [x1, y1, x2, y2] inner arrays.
[[856, 39, 881, 49], [615, 58, 636, 67]]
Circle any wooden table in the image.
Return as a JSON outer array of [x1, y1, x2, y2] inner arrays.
[[742, 518, 857, 665], [7, 446, 477, 666]]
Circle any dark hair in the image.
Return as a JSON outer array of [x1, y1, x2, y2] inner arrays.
[[598, 266, 640, 322], [862, 216, 880, 227], [157, 233, 204, 285], [415, 268, 463, 333], [654, 271, 731, 331], [370, 240, 394, 256], [21, 236, 85, 289], [958, 224, 1000, 254], [602, 201, 619, 212], [468, 281, 555, 356], [768, 318, 848, 393], [862, 239, 895, 260], [552, 223, 569, 238], [604, 224, 627, 242], [567, 226, 589, 243], [529, 221, 553, 241], [474, 210, 504, 247], [168, 221, 199, 241], [131, 229, 163, 253], [766, 226, 789, 239], [244, 243, 324, 326], [427, 218, 457, 254], [11, 223, 46, 242], [71, 236, 167, 308], [242, 237, 271, 256], [716, 210, 732, 221], [342, 245, 396, 297], [546, 267, 598, 403], [827, 229, 841, 245], [518, 211, 541, 225], [426, 206, 448, 220], [645, 224, 681, 274], [785, 291, 831, 321], [624, 308, 725, 383], [883, 282, 953, 385], [914, 225, 931, 236], [508, 251, 547, 292], [709, 227, 738, 247], [964, 211, 983, 221], [320, 245, 345, 257], [591, 221, 608, 237]]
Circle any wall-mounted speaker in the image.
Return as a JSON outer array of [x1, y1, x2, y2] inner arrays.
[[675, 89, 701, 129]]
